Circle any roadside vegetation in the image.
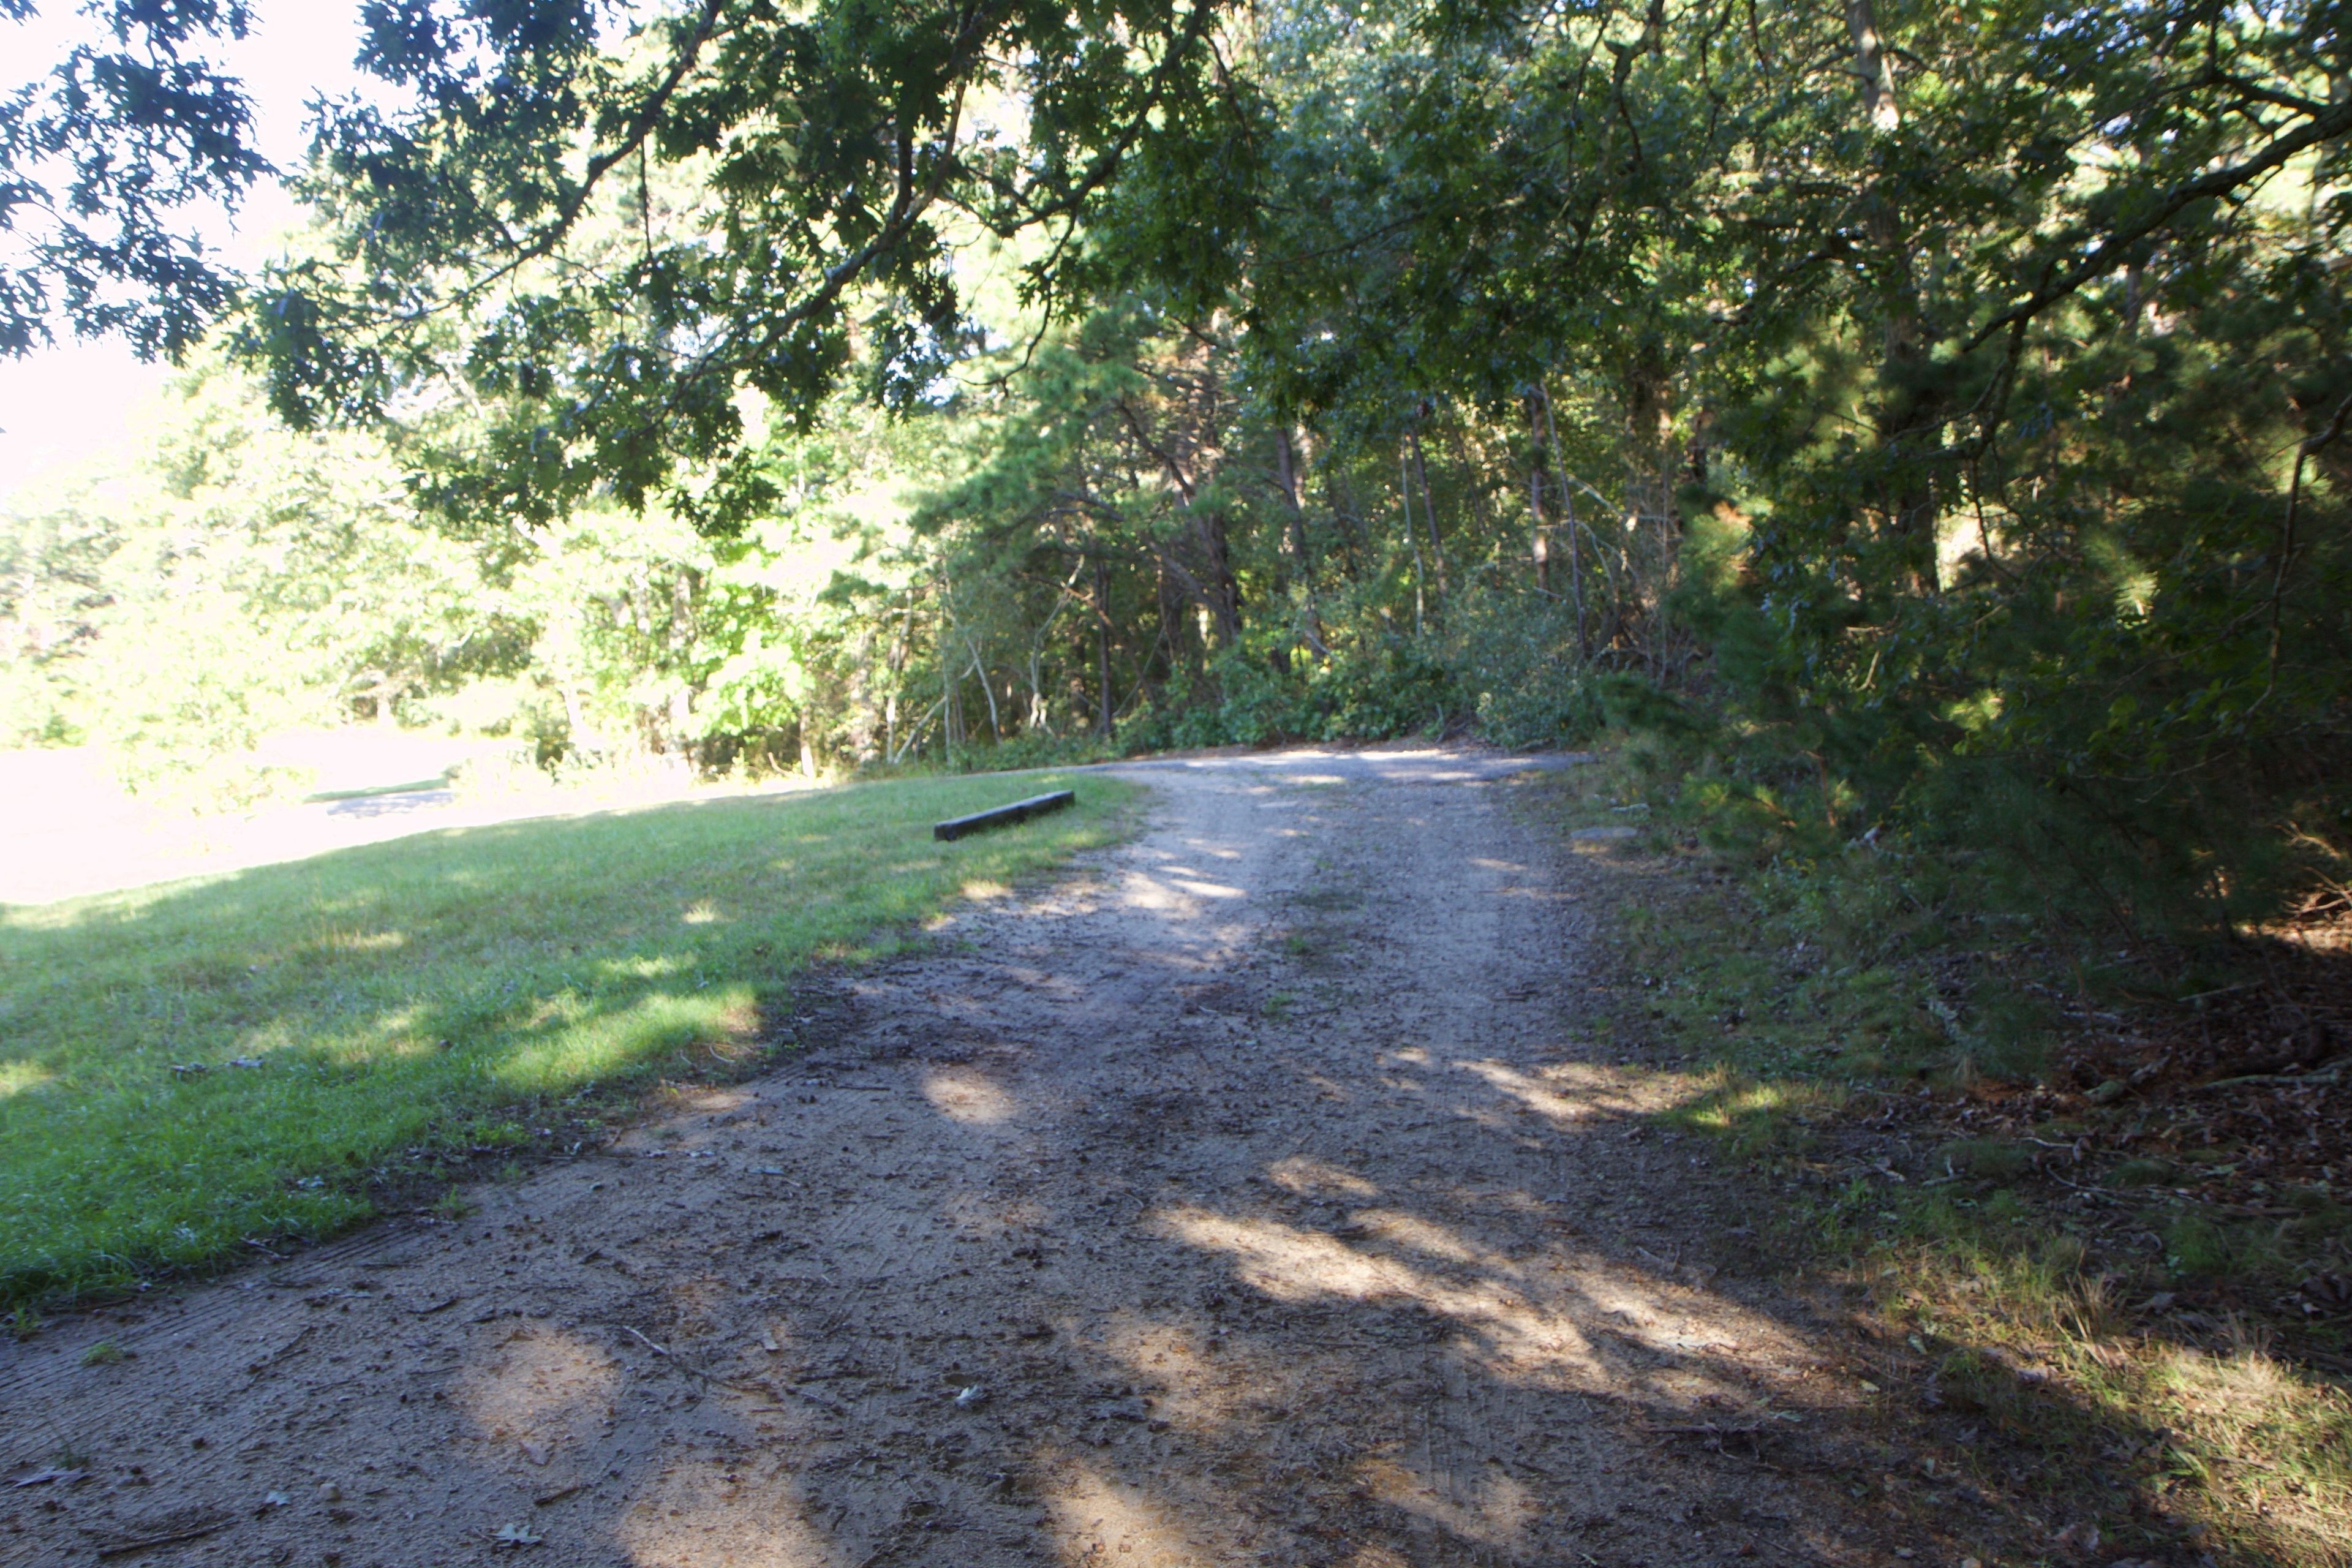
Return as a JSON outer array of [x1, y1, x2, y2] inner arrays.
[[0, 0, 2346, 1557], [1529, 752, 2352, 1568], [0, 772, 1135, 1310]]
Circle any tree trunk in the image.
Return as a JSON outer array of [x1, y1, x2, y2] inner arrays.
[[1846, 0, 1901, 132], [1401, 450, 1427, 637], [1525, 393, 1553, 595], [1409, 426, 1447, 600], [940, 601, 958, 760], [1537, 384, 1589, 655], [1095, 559, 1114, 739], [1273, 427, 1328, 657], [1202, 509, 1242, 650]]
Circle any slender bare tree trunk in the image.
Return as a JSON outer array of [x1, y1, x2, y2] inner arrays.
[[940, 592, 958, 760], [1273, 427, 1328, 655], [962, 634, 1003, 743], [1537, 385, 1589, 655], [1094, 558, 1113, 739], [1525, 393, 1553, 595], [1400, 450, 1427, 637], [1409, 426, 1447, 599], [883, 609, 908, 762]]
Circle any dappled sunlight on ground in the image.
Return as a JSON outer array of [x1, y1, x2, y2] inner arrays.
[[1041, 1457, 1224, 1566], [455, 1322, 624, 1463], [1454, 1055, 1668, 1125], [1264, 1154, 1380, 1199], [922, 1065, 1017, 1125], [0, 748, 2073, 1568]]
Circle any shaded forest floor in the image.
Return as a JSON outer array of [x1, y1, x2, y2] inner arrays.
[[1525, 760, 2352, 1567]]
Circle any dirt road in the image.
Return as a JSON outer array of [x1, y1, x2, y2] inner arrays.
[[1, 748, 1909, 1567]]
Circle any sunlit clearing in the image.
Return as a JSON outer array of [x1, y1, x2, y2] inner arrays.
[[680, 899, 721, 925], [2160, 1338, 2301, 1409], [0, 1061, 54, 1098], [962, 877, 1011, 900], [922, 1065, 1016, 1125], [1044, 1458, 1219, 1567], [1172, 876, 1246, 899]]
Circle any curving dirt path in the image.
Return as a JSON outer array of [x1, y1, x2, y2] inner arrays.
[[2, 747, 1907, 1568]]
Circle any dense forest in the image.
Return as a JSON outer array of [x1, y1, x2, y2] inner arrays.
[[2, 0, 2348, 944]]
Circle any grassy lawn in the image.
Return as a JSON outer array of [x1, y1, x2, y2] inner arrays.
[[0, 771, 1136, 1308]]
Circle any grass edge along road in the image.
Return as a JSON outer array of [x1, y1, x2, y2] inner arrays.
[[1520, 755, 2352, 1568], [0, 771, 1139, 1310]]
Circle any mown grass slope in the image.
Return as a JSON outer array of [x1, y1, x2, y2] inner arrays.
[[0, 772, 1135, 1305]]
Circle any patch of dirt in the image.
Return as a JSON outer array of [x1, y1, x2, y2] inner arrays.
[[5, 747, 2017, 1566]]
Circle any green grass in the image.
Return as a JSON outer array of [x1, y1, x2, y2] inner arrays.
[[0, 771, 1136, 1306]]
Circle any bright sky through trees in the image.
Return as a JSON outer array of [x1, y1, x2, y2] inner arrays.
[[0, 1, 368, 493]]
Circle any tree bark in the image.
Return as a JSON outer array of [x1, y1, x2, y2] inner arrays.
[[1273, 426, 1329, 656], [1409, 426, 1447, 599], [1094, 557, 1113, 739], [1536, 384, 1589, 655], [1401, 450, 1427, 636], [1525, 393, 1553, 595], [1847, 0, 1901, 132]]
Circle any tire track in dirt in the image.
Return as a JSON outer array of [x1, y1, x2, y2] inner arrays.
[[5, 745, 1909, 1567]]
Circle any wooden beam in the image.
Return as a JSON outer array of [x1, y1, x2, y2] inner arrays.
[[933, 789, 1077, 842]]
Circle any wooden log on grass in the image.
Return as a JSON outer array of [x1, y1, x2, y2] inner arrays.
[[933, 789, 1077, 842]]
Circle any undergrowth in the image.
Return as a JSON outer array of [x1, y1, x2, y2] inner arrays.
[[1529, 746, 2352, 1568]]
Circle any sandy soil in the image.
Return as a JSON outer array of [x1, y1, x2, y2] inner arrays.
[[1, 747, 1928, 1567]]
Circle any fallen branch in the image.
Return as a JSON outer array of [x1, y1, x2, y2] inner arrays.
[[933, 790, 1077, 842]]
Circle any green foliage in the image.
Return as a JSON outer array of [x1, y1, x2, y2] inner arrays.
[[10, 0, 2352, 943], [0, 771, 1136, 1306], [0, 2, 267, 360]]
